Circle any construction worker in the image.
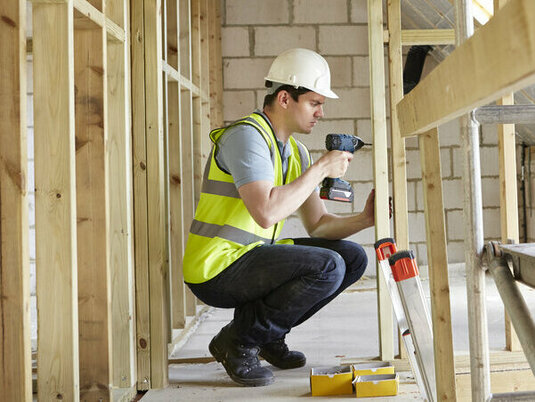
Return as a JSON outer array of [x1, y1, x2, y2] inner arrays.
[[183, 48, 382, 387]]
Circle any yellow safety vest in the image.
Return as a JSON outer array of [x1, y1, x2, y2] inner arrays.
[[183, 112, 311, 284]]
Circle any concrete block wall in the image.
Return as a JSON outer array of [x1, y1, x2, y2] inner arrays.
[[221, 0, 516, 273]]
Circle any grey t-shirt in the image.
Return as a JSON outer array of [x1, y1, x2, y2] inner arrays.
[[215, 112, 293, 188]]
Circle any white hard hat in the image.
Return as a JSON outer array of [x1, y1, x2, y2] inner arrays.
[[264, 48, 338, 99]]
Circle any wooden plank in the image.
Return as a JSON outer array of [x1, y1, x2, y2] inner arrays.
[[168, 81, 187, 328], [419, 128, 457, 400], [208, 0, 224, 129], [191, 0, 209, 207], [130, 0, 151, 390], [181, 0, 197, 317], [397, 0, 535, 137], [166, 0, 187, 329], [493, 0, 521, 354], [456, 368, 535, 401], [199, 0, 211, 184], [144, 0, 169, 388], [367, 0, 394, 362], [106, 0, 136, 389], [401, 29, 455, 45], [33, 2, 80, 400], [342, 350, 531, 372], [74, 20, 112, 401], [0, 1, 32, 400], [386, 0, 409, 361], [383, 29, 456, 45]]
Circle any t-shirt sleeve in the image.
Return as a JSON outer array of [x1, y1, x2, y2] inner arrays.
[[215, 124, 275, 188]]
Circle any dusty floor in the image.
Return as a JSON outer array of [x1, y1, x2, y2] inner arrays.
[[140, 266, 535, 401]]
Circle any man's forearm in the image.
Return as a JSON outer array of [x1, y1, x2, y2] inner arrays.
[[307, 212, 374, 240], [239, 162, 327, 229]]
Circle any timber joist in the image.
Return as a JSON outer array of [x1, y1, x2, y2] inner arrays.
[[383, 28, 456, 45]]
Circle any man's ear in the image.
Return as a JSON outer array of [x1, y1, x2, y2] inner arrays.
[[277, 90, 290, 109]]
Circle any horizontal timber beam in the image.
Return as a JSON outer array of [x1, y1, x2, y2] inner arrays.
[[397, 0, 535, 137], [73, 0, 125, 42], [383, 29, 455, 45], [162, 61, 209, 100], [474, 105, 535, 124]]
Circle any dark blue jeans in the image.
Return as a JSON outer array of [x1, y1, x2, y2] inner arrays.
[[187, 238, 368, 346]]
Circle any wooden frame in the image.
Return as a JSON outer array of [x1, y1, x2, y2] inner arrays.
[[7, 0, 221, 397], [0, 1, 32, 400], [32, 0, 135, 399], [131, 0, 222, 389]]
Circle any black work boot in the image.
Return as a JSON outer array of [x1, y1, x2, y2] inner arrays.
[[259, 337, 306, 369], [209, 325, 274, 387]]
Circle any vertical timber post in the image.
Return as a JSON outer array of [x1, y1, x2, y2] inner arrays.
[[367, 0, 394, 361]]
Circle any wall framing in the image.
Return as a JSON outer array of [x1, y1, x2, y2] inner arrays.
[[131, 0, 222, 390]]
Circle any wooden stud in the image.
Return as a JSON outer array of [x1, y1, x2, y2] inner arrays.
[[367, 0, 394, 362], [386, 0, 409, 361], [191, 0, 203, 206], [144, 0, 169, 388], [200, 0, 211, 174], [33, 2, 80, 400], [419, 128, 457, 400], [397, 0, 535, 137], [130, 0, 151, 389], [0, 1, 32, 400], [181, 0, 197, 317], [208, 0, 224, 129], [167, 0, 187, 329], [107, 0, 136, 389], [74, 14, 112, 400], [494, 0, 521, 354]]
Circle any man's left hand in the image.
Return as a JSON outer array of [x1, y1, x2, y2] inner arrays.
[[362, 189, 393, 228]]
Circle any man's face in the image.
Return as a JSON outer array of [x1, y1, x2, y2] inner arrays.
[[287, 91, 326, 134]]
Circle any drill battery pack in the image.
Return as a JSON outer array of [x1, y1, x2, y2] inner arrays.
[[320, 178, 354, 202]]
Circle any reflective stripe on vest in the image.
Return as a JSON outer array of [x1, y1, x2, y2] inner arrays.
[[190, 219, 273, 244]]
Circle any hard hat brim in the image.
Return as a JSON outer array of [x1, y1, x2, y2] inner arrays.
[[264, 77, 339, 99]]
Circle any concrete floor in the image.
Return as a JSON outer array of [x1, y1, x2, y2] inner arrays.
[[141, 267, 535, 401]]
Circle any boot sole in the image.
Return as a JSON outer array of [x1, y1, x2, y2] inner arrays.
[[209, 339, 275, 387]]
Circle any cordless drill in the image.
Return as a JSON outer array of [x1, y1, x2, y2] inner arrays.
[[319, 134, 367, 202]]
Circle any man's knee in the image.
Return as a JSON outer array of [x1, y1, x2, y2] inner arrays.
[[317, 250, 346, 292], [345, 241, 368, 280]]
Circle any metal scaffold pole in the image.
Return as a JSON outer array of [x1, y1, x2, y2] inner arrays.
[[454, 1, 491, 400]]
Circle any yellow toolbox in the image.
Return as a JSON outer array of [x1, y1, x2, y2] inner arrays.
[[352, 361, 394, 377], [310, 366, 353, 396], [354, 373, 399, 398]]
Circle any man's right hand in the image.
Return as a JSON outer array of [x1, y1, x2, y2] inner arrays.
[[316, 150, 353, 179]]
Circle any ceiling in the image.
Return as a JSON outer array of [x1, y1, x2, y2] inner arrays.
[[401, 0, 535, 144]]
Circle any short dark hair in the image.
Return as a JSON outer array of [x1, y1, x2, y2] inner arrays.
[[263, 81, 311, 108]]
